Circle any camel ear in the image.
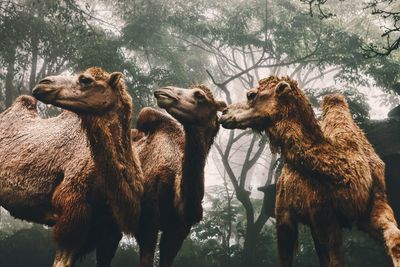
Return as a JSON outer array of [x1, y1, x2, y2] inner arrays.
[[108, 72, 124, 88], [216, 100, 227, 111], [275, 81, 291, 96]]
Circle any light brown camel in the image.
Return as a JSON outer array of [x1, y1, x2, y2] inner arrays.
[[0, 98, 120, 267], [219, 76, 400, 267], [133, 85, 226, 267], [29, 67, 143, 266]]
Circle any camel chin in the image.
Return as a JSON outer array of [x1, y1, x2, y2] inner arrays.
[[220, 119, 247, 129], [219, 115, 255, 130], [155, 97, 175, 108]]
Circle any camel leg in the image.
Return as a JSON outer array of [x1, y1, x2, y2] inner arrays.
[[310, 216, 345, 267], [52, 192, 92, 267], [135, 198, 160, 267], [96, 219, 123, 267], [136, 225, 158, 267], [276, 210, 298, 267], [159, 225, 191, 267], [363, 197, 400, 267], [52, 249, 76, 267]]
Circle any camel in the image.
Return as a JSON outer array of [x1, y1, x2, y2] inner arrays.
[[132, 85, 226, 267], [21, 67, 141, 267], [219, 76, 400, 267], [0, 97, 120, 267]]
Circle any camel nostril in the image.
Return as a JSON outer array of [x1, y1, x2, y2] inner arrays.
[[32, 86, 46, 100], [222, 109, 228, 115], [38, 78, 53, 85]]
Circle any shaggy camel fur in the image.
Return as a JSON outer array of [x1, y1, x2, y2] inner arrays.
[[220, 76, 400, 267], [133, 85, 226, 267], [321, 94, 400, 264], [0, 96, 121, 267], [31, 67, 143, 266]]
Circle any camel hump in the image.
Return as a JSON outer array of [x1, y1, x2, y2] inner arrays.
[[14, 95, 38, 110], [136, 107, 180, 135], [131, 129, 145, 142], [321, 93, 348, 109]]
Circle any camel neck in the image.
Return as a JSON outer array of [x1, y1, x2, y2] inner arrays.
[[81, 111, 143, 234], [281, 119, 323, 149], [182, 124, 213, 177], [181, 121, 217, 223], [82, 112, 134, 177], [269, 118, 327, 173], [269, 116, 354, 185]]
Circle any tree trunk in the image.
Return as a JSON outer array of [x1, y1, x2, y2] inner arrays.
[[29, 35, 39, 93], [222, 179, 233, 267], [5, 50, 16, 108], [236, 188, 260, 267], [241, 224, 258, 267]]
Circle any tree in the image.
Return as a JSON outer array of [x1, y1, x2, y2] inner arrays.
[[0, 0, 163, 115], [0, 0, 90, 107], [301, 0, 400, 56]]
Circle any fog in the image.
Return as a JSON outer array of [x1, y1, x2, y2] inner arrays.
[[0, 0, 399, 266]]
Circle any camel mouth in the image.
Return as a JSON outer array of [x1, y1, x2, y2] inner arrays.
[[154, 88, 178, 108], [220, 115, 246, 129], [154, 89, 178, 101], [221, 121, 239, 129], [32, 85, 59, 103], [220, 113, 266, 130]]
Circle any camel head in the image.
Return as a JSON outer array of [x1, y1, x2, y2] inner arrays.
[[32, 67, 130, 115], [220, 76, 313, 131], [154, 85, 226, 127]]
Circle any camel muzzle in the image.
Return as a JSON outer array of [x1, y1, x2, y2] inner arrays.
[[154, 88, 178, 101], [219, 114, 236, 129], [38, 78, 54, 85], [32, 85, 58, 103]]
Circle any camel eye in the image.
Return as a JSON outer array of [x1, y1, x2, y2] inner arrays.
[[247, 91, 257, 102], [194, 91, 205, 101], [79, 75, 94, 86]]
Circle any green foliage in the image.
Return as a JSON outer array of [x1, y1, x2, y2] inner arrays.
[[120, 0, 211, 89], [70, 32, 125, 72], [0, 0, 399, 109], [167, 0, 400, 91]]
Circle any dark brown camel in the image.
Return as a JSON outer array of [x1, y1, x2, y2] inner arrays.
[[28, 67, 143, 266], [220, 76, 400, 267], [133, 85, 226, 267]]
